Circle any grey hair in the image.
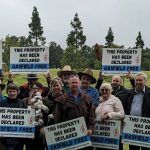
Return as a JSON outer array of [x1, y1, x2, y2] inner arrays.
[[135, 72, 147, 81], [100, 83, 113, 92]]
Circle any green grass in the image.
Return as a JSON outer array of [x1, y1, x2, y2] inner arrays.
[[3, 69, 145, 150], [3, 69, 150, 89]]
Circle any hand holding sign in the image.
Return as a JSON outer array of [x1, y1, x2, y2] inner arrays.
[[86, 129, 93, 136], [101, 112, 109, 122]]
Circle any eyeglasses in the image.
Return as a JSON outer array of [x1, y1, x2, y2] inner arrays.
[[101, 89, 109, 92]]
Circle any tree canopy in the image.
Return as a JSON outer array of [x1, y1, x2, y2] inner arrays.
[[28, 6, 46, 46]]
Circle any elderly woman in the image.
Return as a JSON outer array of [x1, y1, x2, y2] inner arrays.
[[96, 83, 124, 121], [95, 83, 125, 150]]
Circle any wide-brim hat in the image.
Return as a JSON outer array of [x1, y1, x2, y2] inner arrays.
[[24, 74, 40, 79], [0, 80, 6, 90], [57, 65, 76, 78], [77, 68, 96, 84]]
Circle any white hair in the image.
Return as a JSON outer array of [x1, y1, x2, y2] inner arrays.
[[100, 83, 112, 92]]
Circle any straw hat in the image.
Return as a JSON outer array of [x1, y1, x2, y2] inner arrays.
[[0, 80, 6, 90], [57, 65, 76, 78], [77, 68, 96, 84], [24, 74, 39, 79]]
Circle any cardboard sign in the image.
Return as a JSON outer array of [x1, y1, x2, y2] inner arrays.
[[10, 47, 49, 74], [44, 117, 92, 150], [122, 115, 150, 148], [0, 107, 35, 138], [91, 120, 121, 149], [102, 48, 141, 75]]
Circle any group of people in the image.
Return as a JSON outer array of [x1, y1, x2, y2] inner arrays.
[[0, 65, 150, 150]]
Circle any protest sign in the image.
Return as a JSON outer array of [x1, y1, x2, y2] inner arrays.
[[122, 115, 150, 148], [44, 117, 91, 150], [91, 120, 121, 149], [10, 47, 49, 74], [102, 48, 141, 75], [0, 107, 35, 138]]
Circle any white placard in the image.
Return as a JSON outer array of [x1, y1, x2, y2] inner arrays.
[[122, 115, 150, 148], [0, 107, 35, 138], [91, 120, 121, 149], [44, 117, 92, 150], [10, 47, 49, 74], [102, 48, 141, 75]]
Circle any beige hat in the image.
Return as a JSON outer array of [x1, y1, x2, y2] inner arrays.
[[57, 65, 76, 78], [0, 80, 6, 90], [77, 68, 96, 84]]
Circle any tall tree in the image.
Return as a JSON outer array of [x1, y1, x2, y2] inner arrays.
[[49, 42, 63, 68], [66, 13, 86, 51], [105, 27, 114, 47], [135, 31, 144, 50], [28, 6, 46, 46]]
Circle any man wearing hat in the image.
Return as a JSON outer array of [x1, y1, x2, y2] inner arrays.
[[0, 80, 6, 101], [18, 74, 49, 99], [77, 68, 99, 108], [57, 65, 76, 92]]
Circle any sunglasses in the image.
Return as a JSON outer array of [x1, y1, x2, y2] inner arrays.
[[101, 89, 109, 92]]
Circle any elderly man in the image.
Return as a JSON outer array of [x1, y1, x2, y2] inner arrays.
[[54, 75, 95, 135], [124, 72, 150, 150], [57, 65, 76, 92], [77, 69, 99, 108], [18, 74, 49, 99]]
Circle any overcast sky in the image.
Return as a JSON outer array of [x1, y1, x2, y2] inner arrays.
[[0, 0, 150, 49]]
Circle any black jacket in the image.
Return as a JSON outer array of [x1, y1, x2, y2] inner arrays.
[[124, 86, 150, 117], [0, 97, 27, 148]]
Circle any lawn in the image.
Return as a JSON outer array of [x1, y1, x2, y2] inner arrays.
[[3, 69, 149, 150], [3, 69, 150, 88]]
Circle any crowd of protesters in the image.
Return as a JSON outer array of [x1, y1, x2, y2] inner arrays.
[[0, 65, 150, 150]]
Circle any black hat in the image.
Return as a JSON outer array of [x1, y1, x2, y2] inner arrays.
[[24, 74, 39, 79]]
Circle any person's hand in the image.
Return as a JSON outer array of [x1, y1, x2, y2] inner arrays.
[[99, 70, 104, 80], [43, 72, 51, 82], [40, 128, 45, 135], [8, 71, 13, 81], [101, 112, 109, 122], [86, 129, 93, 136], [126, 70, 133, 79]]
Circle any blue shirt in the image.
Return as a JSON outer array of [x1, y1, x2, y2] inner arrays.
[[82, 87, 99, 106], [130, 87, 145, 116], [67, 90, 82, 105]]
